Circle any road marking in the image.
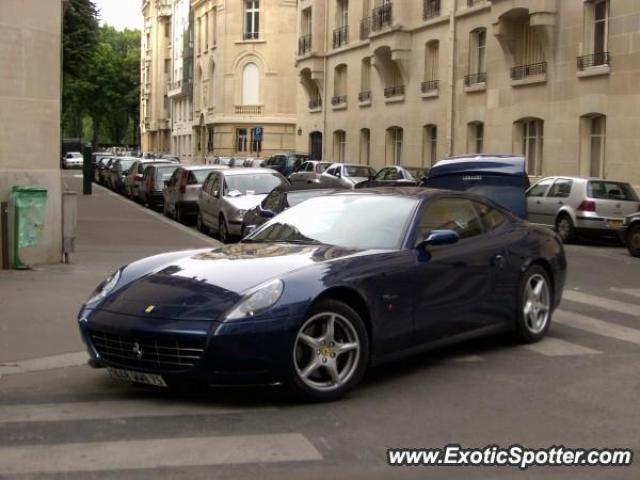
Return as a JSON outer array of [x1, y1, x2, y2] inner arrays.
[[0, 400, 275, 424], [94, 183, 221, 247], [563, 290, 640, 318], [0, 433, 322, 475], [555, 310, 640, 346], [610, 288, 640, 300], [0, 351, 87, 377], [523, 337, 601, 356]]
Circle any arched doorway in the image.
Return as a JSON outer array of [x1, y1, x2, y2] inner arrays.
[[309, 131, 323, 160]]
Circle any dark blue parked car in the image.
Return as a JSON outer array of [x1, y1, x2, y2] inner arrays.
[[78, 188, 566, 401]]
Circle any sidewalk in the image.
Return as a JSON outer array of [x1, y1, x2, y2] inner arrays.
[[0, 174, 219, 364]]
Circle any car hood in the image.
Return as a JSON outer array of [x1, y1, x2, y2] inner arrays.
[[98, 243, 363, 321], [224, 194, 268, 211]]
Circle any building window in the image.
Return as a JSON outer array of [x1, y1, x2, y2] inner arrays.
[[517, 118, 544, 176], [207, 126, 214, 152], [468, 122, 484, 153], [424, 0, 440, 20], [386, 126, 403, 165], [164, 59, 170, 74], [211, 8, 217, 47], [589, 115, 606, 177], [244, 0, 260, 40], [242, 63, 260, 105], [333, 130, 346, 161], [360, 128, 370, 164], [332, 64, 348, 105], [466, 28, 487, 86], [579, 0, 610, 69], [423, 40, 439, 92], [334, 0, 349, 48], [510, 16, 546, 80], [359, 57, 371, 100], [299, 8, 313, 55], [236, 128, 248, 152], [423, 125, 438, 166], [208, 61, 215, 107], [251, 127, 263, 153]]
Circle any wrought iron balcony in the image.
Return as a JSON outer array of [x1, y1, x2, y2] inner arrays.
[[331, 95, 347, 106], [243, 31, 259, 41], [371, 2, 393, 32], [384, 85, 404, 98], [298, 34, 312, 56], [333, 26, 349, 48], [308, 98, 322, 110], [511, 62, 547, 80], [464, 72, 487, 86], [421, 80, 439, 93], [360, 17, 371, 39], [358, 91, 371, 102], [423, 0, 441, 20], [577, 52, 610, 70]]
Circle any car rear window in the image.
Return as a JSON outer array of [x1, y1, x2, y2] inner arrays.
[[155, 166, 178, 182], [588, 181, 639, 201], [191, 169, 217, 184]]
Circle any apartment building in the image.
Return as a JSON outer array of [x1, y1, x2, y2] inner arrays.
[[295, 0, 640, 185], [191, 0, 298, 161], [141, 0, 173, 153]]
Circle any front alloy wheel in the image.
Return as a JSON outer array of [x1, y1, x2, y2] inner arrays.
[[627, 225, 640, 257], [290, 300, 368, 401], [515, 266, 552, 343], [555, 214, 575, 243], [219, 217, 229, 244]]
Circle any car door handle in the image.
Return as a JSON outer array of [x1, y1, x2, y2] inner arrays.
[[535, 200, 541, 205], [492, 254, 506, 269]]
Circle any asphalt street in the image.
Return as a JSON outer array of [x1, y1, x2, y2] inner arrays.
[[0, 171, 638, 479]]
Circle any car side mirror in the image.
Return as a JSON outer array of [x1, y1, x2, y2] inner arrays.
[[417, 230, 459, 250], [335, 171, 341, 178], [259, 206, 275, 218]]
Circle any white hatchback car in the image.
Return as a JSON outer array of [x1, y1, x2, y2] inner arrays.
[[63, 152, 83, 169]]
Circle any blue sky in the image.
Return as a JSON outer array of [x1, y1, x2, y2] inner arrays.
[[95, 0, 143, 31]]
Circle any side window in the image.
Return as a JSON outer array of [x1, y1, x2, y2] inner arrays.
[[473, 201, 508, 232], [211, 174, 220, 195], [548, 179, 573, 198], [526, 179, 554, 197], [326, 167, 335, 176], [263, 190, 282, 211], [169, 169, 180, 186], [202, 175, 212, 194], [417, 198, 485, 242]]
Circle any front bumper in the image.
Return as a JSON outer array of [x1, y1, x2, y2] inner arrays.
[[79, 308, 302, 386]]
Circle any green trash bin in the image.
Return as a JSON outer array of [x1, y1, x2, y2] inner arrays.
[[9, 186, 48, 269]]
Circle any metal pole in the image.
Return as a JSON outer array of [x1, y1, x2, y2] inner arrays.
[[1, 202, 9, 270], [83, 143, 93, 195]]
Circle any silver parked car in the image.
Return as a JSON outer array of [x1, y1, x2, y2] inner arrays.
[[288, 160, 333, 186], [318, 163, 376, 189], [197, 168, 288, 243], [163, 165, 227, 223], [63, 152, 83, 169], [526, 176, 640, 242]]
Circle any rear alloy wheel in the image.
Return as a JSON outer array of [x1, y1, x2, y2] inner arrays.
[[289, 300, 369, 401], [515, 266, 552, 343], [627, 224, 640, 257], [555, 214, 575, 243], [197, 213, 209, 234], [176, 205, 186, 224], [163, 202, 172, 218]]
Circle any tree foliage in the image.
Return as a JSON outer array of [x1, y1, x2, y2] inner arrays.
[[62, 2, 141, 147]]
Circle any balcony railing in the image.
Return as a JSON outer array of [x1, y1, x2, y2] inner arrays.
[[421, 80, 439, 93], [384, 85, 404, 98], [298, 34, 312, 56], [235, 105, 263, 115], [423, 0, 441, 20], [308, 98, 322, 110], [464, 72, 487, 86], [371, 3, 393, 32], [331, 95, 347, 106], [360, 17, 371, 39], [243, 31, 259, 41], [577, 52, 610, 70], [333, 26, 349, 48], [358, 91, 371, 102], [511, 62, 547, 80]]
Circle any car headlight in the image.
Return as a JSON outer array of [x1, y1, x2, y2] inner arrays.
[[86, 270, 121, 305], [226, 279, 284, 320]]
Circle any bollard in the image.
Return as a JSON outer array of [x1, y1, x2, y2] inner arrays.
[[83, 143, 93, 195]]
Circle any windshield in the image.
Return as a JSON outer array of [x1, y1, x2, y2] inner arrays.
[[245, 194, 418, 249], [192, 169, 217, 184], [225, 173, 286, 196], [319, 162, 332, 173], [344, 166, 375, 178], [588, 181, 638, 201], [405, 168, 426, 180], [287, 190, 333, 207]]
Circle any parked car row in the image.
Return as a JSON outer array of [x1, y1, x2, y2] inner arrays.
[[92, 152, 640, 257]]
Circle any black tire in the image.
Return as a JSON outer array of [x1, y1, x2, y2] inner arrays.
[[163, 201, 172, 218], [555, 213, 576, 243], [197, 212, 209, 234], [627, 224, 640, 257], [219, 216, 230, 244], [288, 300, 369, 402], [515, 265, 553, 344], [176, 204, 186, 224]]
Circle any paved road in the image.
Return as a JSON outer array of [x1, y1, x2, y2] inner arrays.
[[0, 172, 639, 479]]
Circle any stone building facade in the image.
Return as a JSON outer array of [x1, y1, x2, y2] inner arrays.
[[294, 0, 640, 185]]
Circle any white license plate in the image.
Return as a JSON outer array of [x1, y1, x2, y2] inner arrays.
[[108, 367, 167, 387], [607, 219, 624, 229]]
